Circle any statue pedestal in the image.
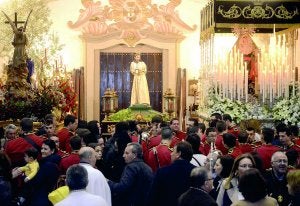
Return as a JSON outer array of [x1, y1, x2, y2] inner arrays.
[[101, 103, 168, 136], [3, 64, 35, 120]]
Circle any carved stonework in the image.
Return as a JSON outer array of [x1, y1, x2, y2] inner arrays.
[[68, 0, 196, 46]]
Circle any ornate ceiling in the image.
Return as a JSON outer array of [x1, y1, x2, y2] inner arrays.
[[68, 0, 197, 46]]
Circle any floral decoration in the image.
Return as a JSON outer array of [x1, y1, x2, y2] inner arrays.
[[272, 95, 300, 125], [204, 87, 300, 125]]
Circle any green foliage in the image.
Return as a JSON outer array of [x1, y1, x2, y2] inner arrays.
[[108, 108, 168, 122]]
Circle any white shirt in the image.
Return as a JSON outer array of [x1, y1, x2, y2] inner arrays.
[[55, 190, 107, 206], [80, 163, 112, 206], [190, 154, 207, 167]]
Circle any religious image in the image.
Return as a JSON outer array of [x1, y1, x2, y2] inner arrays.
[[0, 1, 300, 206]]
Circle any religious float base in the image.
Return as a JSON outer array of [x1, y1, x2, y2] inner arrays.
[[101, 104, 169, 134]]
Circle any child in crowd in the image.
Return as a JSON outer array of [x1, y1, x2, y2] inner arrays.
[[15, 148, 39, 182]]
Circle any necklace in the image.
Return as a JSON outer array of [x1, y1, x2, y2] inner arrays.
[[190, 186, 207, 193]]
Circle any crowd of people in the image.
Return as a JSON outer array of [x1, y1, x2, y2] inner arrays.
[[0, 113, 300, 206]]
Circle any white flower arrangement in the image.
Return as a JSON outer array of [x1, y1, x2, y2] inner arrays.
[[201, 83, 300, 125], [206, 93, 254, 123], [272, 95, 300, 125], [204, 91, 300, 125]]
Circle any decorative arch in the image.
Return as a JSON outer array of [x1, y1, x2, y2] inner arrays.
[[68, 0, 196, 120]]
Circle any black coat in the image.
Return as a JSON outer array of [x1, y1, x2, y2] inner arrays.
[[289, 195, 300, 206], [23, 154, 60, 206], [108, 159, 153, 206], [264, 169, 291, 206], [178, 188, 218, 206], [148, 159, 195, 206]]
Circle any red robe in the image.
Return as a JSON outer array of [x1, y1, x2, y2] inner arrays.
[[199, 141, 211, 156], [239, 143, 254, 154], [227, 147, 243, 159], [148, 135, 161, 150], [285, 143, 300, 156], [141, 139, 149, 162], [57, 149, 69, 159], [57, 127, 74, 153], [227, 126, 240, 138], [147, 143, 172, 172], [130, 135, 139, 143], [5, 133, 43, 166], [294, 138, 300, 146], [255, 144, 281, 170], [215, 134, 228, 155], [59, 153, 80, 174], [170, 131, 186, 148]]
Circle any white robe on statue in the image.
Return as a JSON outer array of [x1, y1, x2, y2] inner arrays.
[[130, 61, 150, 105], [79, 163, 112, 206]]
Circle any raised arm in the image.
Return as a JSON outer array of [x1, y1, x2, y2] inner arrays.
[[1, 11, 18, 33], [23, 10, 33, 32]]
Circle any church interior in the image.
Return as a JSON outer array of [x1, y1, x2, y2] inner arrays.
[[1, 1, 300, 206], [0, 0, 300, 127]]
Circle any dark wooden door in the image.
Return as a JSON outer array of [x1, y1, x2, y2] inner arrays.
[[100, 52, 162, 121]]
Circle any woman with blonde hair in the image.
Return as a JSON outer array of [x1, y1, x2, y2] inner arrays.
[[216, 153, 256, 206], [287, 170, 300, 206]]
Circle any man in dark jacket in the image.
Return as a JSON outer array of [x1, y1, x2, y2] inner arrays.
[[178, 167, 217, 206], [265, 151, 291, 206], [108, 142, 153, 206], [148, 141, 195, 206]]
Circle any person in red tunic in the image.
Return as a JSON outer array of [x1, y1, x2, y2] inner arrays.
[[246, 126, 262, 147], [1, 123, 18, 150], [278, 125, 300, 155], [128, 120, 140, 143], [40, 119, 57, 140], [223, 133, 242, 159], [223, 114, 240, 138], [170, 118, 186, 148], [56, 114, 78, 153], [187, 123, 206, 141], [50, 136, 69, 159], [185, 118, 199, 133], [199, 127, 217, 156], [255, 127, 281, 170], [5, 118, 44, 167], [60, 136, 82, 174], [289, 125, 299, 143], [147, 127, 173, 172], [215, 120, 228, 155], [238, 131, 254, 154]]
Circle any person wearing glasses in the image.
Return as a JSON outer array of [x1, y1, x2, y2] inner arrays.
[[178, 167, 217, 206], [264, 151, 291, 206], [232, 168, 278, 206], [216, 153, 256, 206]]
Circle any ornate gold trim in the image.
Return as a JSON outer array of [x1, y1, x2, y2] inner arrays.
[[200, 26, 215, 43], [215, 23, 299, 29], [218, 4, 299, 20]]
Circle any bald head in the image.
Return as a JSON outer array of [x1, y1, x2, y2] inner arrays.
[[271, 151, 288, 176], [79, 147, 97, 167]]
